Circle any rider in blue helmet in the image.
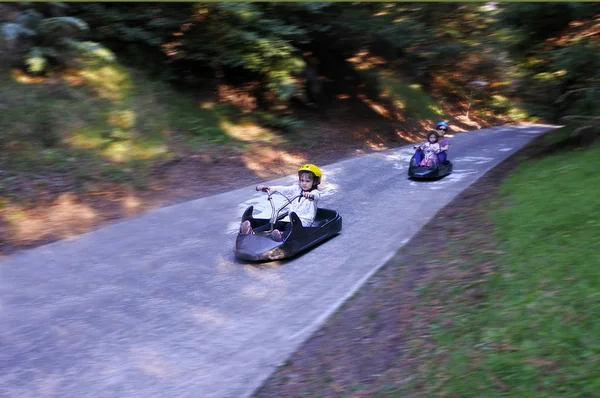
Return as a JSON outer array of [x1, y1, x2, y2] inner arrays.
[[434, 121, 450, 163], [410, 121, 451, 166]]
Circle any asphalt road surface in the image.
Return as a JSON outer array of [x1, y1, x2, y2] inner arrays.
[[0, 124, 557, 398]]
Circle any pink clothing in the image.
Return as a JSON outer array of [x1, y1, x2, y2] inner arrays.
[[419, 142, 440, 167]]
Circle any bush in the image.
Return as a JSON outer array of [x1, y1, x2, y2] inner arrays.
[[0, 3, 113, 74]]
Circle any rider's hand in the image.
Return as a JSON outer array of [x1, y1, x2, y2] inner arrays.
[[303, 191, 313, 199], [256, 184, 269, 192]]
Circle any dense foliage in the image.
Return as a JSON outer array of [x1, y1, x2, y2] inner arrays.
[[0, 2, 113, 73], [67, 3, 504, 105], [498, 3, 599, 123], [2, 2, 598, 125]]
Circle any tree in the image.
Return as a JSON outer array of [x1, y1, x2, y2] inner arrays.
[[1, 2, 113, 74]]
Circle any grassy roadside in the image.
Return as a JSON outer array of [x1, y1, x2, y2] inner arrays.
[[0, 58, 443, 172], [254, 127, 600, 398], [0, 61, 233, 191], [397, 133, 600, 396], [0, 59, 451, 199], [0, 60, 262, 253]]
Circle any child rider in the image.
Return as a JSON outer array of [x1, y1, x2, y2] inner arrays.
[[240, 163, 322, 241]]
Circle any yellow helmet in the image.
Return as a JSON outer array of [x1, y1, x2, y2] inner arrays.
[[298, 163, 322, 185]]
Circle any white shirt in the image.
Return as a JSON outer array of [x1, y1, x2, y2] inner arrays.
[[423, 142, 440, 160], [270, 184, 321, 227]]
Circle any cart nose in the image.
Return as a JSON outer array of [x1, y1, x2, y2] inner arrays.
[[234, 234, 284, 261], [410, 166, 433, 177]]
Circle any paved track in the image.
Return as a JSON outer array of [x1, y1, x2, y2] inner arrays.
[[0, 124, 556, 397]]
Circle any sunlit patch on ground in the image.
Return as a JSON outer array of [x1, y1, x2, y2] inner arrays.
[[10, 69, 46, 84], [393, 118, 442, 144], [0, 186, 158, 252], [365, 138, 389, 151], [242, 265, 288, 298], [242, 275, 289, 300], [65, 130, 105, 150], [244, 262, 282, 273], [242, 284, 271, 299], [346, 49, 387, 71], [130, 347, 175, 377], [192, 306, 231, 328], [66, 127, 170, 164], [216, 255, 238, 273], [357, 94, 391, 118], [455, 114, 483, 129], [220, 120, 284, 144], [77, 63, 133, 101], [122, 190, 142, 217], [217, 82, 259, 113], [3, 193, 99, 244], [241, 145, 306, 178], [395, 128, 422, 142]]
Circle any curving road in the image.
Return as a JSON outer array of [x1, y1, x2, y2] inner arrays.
[[0, 124, 556, 398]]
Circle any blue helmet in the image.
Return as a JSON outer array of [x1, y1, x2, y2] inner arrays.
[[435, 121, 449, 130]]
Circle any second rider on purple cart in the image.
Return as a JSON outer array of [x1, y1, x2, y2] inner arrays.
[[410, 121, 451, 167]]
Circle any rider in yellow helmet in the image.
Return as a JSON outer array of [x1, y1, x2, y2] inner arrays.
[[240, 164, 322, 241], [296, 163, 322, 187]]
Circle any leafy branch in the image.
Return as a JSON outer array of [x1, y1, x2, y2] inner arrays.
[[1, 3, 114, 74]]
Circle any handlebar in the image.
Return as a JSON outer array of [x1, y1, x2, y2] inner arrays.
[[259, 187, 313, 201], [257, 188, 312, 231]]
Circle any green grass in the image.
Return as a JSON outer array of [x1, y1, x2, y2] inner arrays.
[[0, 60, 248, 192], [401, 140, 600, 397]]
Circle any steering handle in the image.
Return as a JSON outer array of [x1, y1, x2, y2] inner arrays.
[[293, 192, 314, 201], [258, 187, 313, 201], [257, 188, 315, 229]]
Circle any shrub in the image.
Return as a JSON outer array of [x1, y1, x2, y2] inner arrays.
[[1, 2, 113, 74]]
